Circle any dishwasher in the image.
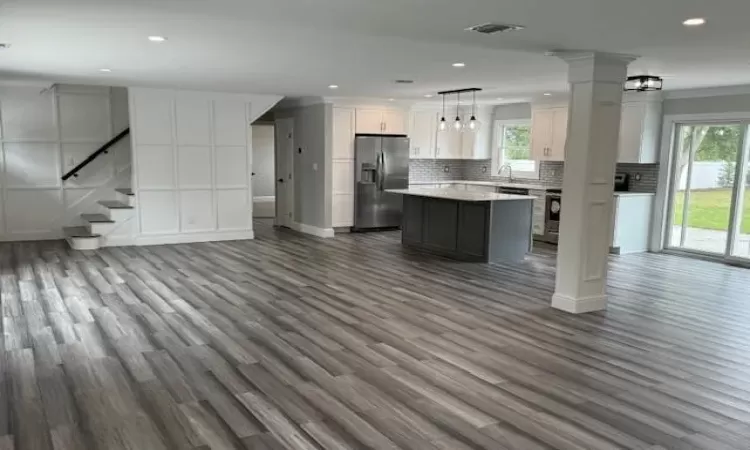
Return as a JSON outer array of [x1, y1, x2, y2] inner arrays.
[[496, 187, 530, 196]]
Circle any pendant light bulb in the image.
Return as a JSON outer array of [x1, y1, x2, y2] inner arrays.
[[453, 92, 463, 131], [468, 90, 481, 132], [468, 115, 480, 131]]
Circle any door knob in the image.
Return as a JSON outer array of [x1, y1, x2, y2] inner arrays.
[[277, 178, 284, 183]]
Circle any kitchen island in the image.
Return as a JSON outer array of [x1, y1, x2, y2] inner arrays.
[[386, 188, 536, 263]]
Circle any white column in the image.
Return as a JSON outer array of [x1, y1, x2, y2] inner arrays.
[[551, 52, 637, 314]]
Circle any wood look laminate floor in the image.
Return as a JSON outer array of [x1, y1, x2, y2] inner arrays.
[[2, 222, 750, 450]]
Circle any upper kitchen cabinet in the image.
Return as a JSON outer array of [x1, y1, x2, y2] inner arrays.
[[461, 107, 493, 160], [531, 106, 567, 162], [355, 108, 406, 135], [408, 110, 436, 159], [617, 94, 662, 164], [435, 127, 463, 159]]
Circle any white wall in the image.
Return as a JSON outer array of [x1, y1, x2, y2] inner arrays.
[[129, 88, 282, 245], [0, 84, 130, 241]]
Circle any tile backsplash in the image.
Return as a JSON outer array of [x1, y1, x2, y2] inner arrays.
[[410, 159, 660, 193]]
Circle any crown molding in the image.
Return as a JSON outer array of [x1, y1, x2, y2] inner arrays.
[[663, 84, 750, 100]]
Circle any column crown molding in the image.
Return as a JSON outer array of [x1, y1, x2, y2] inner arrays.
[[550, 50, 639, 65], [551, 51, 638, 84]]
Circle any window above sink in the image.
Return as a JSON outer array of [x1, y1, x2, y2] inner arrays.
[[492, 119, 539, 180]]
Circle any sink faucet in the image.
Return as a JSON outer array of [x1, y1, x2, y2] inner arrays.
[[498, 164, 514, 182]]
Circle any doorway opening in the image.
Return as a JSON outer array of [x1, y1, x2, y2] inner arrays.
[[251, 122, 276, 219], [665, 122, 750, 264]]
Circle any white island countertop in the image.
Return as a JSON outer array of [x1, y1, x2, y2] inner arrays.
[[409, 180, 561, 191], [386, 188, 537, 202]]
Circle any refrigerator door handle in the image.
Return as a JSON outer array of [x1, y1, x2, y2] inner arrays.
[[378, 151, 385, 191]]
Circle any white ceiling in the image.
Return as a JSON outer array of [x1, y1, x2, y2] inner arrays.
[[1, 0, 749, 104]]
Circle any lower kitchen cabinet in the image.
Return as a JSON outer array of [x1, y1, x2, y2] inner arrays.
[[611, 193, 654, 254]]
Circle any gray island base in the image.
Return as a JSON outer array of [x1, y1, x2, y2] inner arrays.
[[387, 188, 536, 263]]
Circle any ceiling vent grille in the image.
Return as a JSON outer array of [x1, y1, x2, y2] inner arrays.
[[466, 23, 525, 34], [394, 80, 414, 84]]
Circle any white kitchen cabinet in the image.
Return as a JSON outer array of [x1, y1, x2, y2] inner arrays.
[[461, 108, 493, 160], [531, 106, 567, 161], [355, 108, 406, 135], [460, 126, 477, 159], [409, 111, 436, 159], [549, 108, 568, 161], [531, 108, 552, 160], [355, 109, 385, 134], [435, 128, 463, 159], [332, 107, 356, 228], [383, 110, 407, 135], [611, 193, 654, 254], [617, 96, 662, 163]]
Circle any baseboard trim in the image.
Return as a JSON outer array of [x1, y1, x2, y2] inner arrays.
[[551, 293, 607, 314], [132, 230, 255, 247], [290, 222, 335, 238]]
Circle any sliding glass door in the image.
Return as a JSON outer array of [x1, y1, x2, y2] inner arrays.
[[666, 122, 750, 262]]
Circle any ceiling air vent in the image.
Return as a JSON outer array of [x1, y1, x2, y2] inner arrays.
[[466, 23, 525, 34], [395, 80, 414, 84]]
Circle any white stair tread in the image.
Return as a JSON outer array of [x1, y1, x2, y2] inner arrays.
[[63, 226, 101, 238], [98, 200, 134, 209], [115, 188, 134, 196], [82, 213, 114, 223]]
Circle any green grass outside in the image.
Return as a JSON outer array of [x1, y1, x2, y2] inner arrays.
[[673, 188, 750, 233]]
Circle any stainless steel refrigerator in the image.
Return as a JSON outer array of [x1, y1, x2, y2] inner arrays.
[[353, 134, 410, 230]]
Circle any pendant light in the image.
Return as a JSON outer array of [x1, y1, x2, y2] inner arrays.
[[468, 90, 481, 132], [438, 94, 448, 132], [453, 92, 463, 131]]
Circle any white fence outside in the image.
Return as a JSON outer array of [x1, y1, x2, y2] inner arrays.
[[678, 161, 729, 190]]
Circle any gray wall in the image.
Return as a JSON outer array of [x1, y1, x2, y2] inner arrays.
[[276, 102, 332, 229], [251, 124, 275, 197], [663, 94, 750, 116]]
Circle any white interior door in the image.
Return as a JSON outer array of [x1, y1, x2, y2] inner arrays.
[[275, 118, 294, 227]]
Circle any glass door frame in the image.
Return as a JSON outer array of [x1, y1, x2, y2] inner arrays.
[[664, 120, 750, 262]]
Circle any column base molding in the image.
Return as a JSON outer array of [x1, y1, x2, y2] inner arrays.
[[551, 293, 607, 314]]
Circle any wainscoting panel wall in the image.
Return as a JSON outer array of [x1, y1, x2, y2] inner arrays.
[[129, 88, 282, 244], [0, 84, 131, 241]]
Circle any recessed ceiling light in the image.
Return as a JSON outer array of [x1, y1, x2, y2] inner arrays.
[[99, 68, 112, 73], [148, 35, 167, 42], [682, 18, 706, 26], [452, 62, 466, 68], [424, 94, 434, 98], [543, 92, 552, 96], [496, 97, 504, 100], [388, 98, 395, 102], [328, 84, 339, 89]]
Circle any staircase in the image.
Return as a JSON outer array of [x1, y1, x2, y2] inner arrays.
[[63, 188, 135, 250]]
